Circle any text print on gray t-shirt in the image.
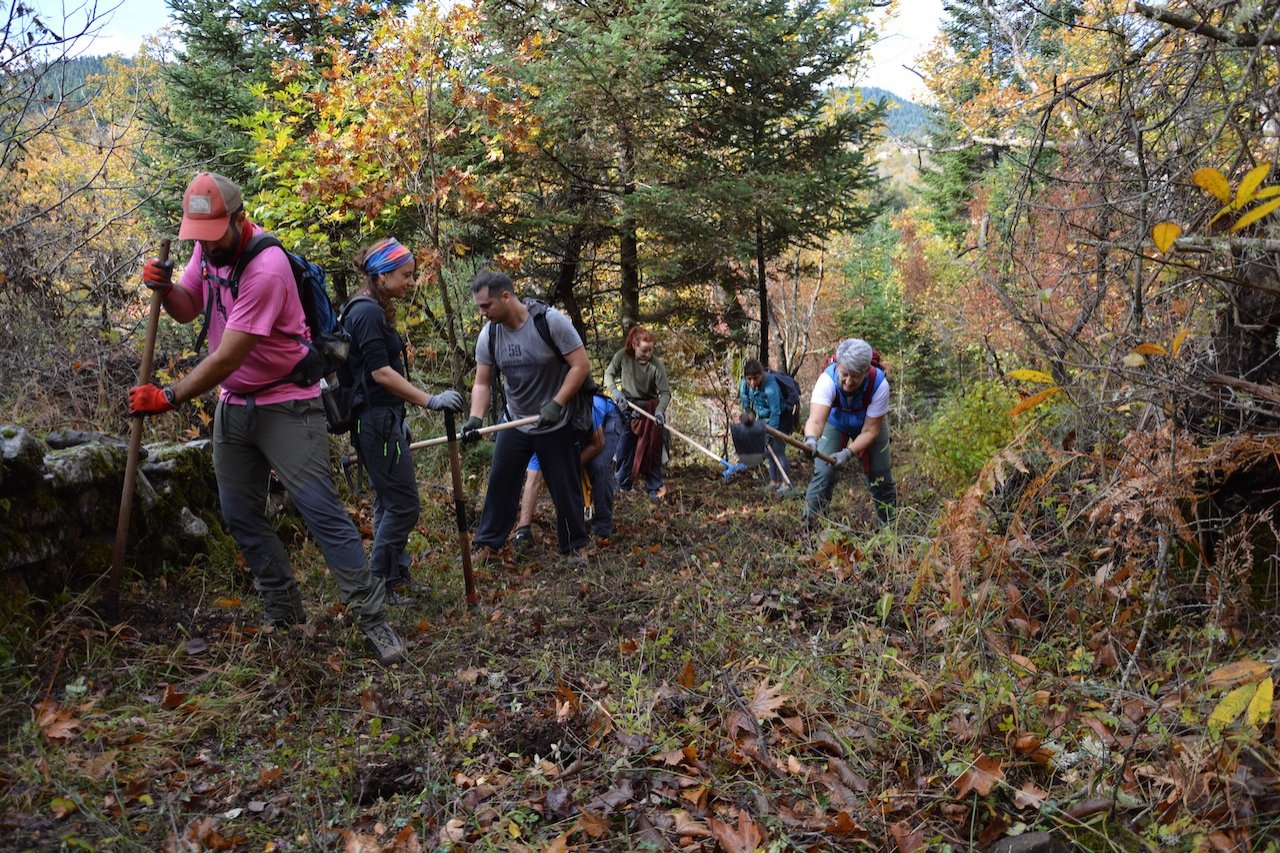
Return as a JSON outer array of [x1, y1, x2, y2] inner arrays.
[[476, 306, 585, 433]]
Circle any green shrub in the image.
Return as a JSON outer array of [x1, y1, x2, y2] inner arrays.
[[917, 380, 1018, 494]]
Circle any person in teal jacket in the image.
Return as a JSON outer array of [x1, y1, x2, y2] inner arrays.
[[739, 358, 792, 492]]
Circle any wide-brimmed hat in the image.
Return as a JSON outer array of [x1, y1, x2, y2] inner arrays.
[[179, 172, 242, 241]]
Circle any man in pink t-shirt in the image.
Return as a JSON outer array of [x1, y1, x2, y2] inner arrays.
[[128, 172, 407, 665]]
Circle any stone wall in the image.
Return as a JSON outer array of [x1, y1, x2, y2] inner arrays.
[[0, 424, 235, 602]]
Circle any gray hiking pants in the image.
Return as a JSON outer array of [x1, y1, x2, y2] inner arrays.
[[213, 397, 385, 627], [804, 421, 897, 526]]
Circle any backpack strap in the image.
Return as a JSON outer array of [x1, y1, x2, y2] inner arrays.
[[193, 232, 285, 354], [861, 365, 879, 410]]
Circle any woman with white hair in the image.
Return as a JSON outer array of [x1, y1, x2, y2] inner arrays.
[[801, 338, 897, 527]]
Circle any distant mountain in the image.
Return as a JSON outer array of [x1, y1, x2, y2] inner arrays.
[[857, 86, 928, 141], [32, 55, 122, 105]]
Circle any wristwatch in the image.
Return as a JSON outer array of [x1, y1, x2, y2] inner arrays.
[[163, 387, 178, 406]]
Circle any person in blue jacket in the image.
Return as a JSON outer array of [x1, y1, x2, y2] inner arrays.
[[801, 338, 897, 528], [739, 358, 792, 493]]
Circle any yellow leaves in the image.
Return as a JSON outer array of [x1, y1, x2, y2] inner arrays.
[[1193, 163, 1280, 232], [1231, 197, 1280, 232], [1237, 162, 1271, 206], [1208, 677, 1273, 735], [1150, 222, 1181, 254], [1171, 328, 1190, 357], [1006, 369, 1055, 384], [1132, 343, 1167, 357], [1192, 167, 1231, 203]]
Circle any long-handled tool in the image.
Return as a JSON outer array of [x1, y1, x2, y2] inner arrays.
[[107, 238, 170, 618], [762, 423, 838, 466], [625, 400, 746, 478], [443, 411, 477, 608], [766, 444, 792, 487], [408, 415, 538, 452]]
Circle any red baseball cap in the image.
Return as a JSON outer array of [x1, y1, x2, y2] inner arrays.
[[179, 172, 243, 241]]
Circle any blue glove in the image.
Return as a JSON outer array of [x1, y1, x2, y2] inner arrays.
[[460, 416, 483, 444], [427, 390, 464, 412], [538, 399, 563, 428], [832, 448, 854, 468], [803, 436, 818, 457]]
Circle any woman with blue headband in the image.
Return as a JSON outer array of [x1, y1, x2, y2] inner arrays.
[[344, 238, 464, 601]]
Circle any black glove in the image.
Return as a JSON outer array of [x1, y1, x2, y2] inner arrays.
[[427, 390, 464, 412], [460, 416, 483, 444], [538, 399, 563, 428]]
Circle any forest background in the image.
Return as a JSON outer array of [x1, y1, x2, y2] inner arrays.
[[3, 0, 1280, 849]]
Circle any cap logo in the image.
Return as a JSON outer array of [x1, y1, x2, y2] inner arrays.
[[188, 195, 213, 215]]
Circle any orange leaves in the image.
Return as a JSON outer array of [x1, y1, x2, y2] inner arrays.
[[709, 808, 764, 853], [35, 699, 82, 742], [954, 753, 1005, 798]]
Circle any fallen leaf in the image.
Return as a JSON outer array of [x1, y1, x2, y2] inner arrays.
[[1014, 782, 1049, 810], [184, 638, 209, 656], [889, 820, 925, 852], [161, 684, 187, 711], [828, 810, 866, 836], [677, 660, 696, 688], [36, 700, 81, 742], [954, 753, 1004, 798], [709, 808, 763, 853], [213, 597, 241, 608], [579, 810, 609, 838], [49, 797, 77, 819], [747, 680, 787, 722], [1206, 660, 1271, 688]]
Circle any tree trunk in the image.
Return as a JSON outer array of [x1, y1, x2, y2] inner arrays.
[[755, 210, 768, 365]]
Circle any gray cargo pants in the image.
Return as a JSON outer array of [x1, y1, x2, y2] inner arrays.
[[213, 397, 385, 627]]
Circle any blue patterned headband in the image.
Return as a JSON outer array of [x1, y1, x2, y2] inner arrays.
[[364, 239, 413, 275]]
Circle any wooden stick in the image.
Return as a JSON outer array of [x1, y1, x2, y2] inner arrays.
[[407, 415, 539, 451], [762, 424, 838, 465], [107, 238, 170, 617], [443, 412, 477, 608], [625, 399, 743, 474]]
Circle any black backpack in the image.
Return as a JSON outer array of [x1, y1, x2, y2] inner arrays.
[[195, 232, 353, 432], [766, 369, 802, 431], [485, 300, 598, 442]]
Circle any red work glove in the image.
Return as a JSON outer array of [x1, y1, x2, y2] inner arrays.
[[142, 257, 174, 293], [129, 384, 175, 416]]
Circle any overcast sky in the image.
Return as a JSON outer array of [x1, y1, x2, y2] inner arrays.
[[53, 0, 942, 102]]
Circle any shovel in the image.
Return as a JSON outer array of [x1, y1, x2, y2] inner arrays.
[[625, 400, 746, 479], [443, 411, 477, 608], [107, 238, 170, 617], [729, 417, 768, 469]]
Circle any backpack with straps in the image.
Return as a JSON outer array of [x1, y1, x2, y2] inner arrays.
[[486, 299, 598, 442], [194, 232, 354, 431], [823, 346, 886, 409], [766, 369, 802, 431]]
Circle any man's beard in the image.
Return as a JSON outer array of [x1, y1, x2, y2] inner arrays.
[[206, 223, 241, 266]]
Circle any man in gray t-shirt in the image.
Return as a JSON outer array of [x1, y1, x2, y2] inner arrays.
[[460, 270, 592, 558]]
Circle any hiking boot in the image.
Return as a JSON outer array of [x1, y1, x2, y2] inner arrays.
[[263, 588, 307, 628], [470, 545, 496, 567], [776, 485, 794, 497], [362, 619, 408, 665], [385, 581, 419, 605]]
